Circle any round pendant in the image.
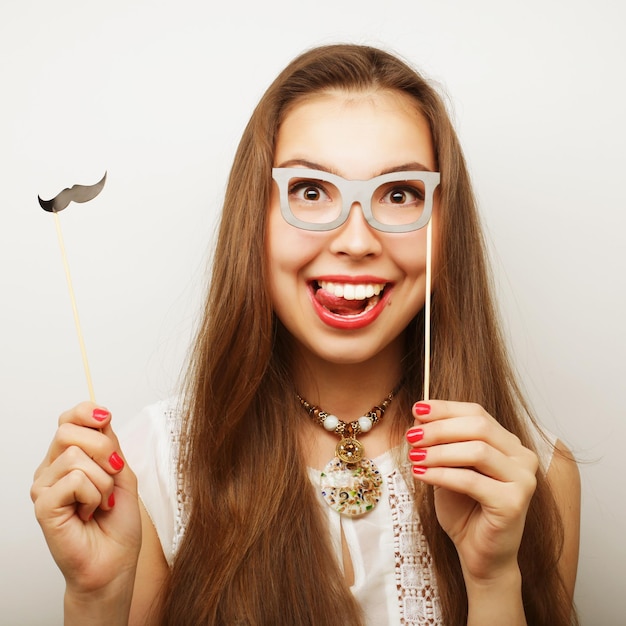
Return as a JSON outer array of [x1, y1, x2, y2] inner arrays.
[[335, 437, 364, 463], [320, 457, 383, 516]]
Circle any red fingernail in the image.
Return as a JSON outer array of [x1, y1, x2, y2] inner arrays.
[[409, 448, 427, 462], [406, 427, 424, 443], [412, 466, 427, 475], [109, 452, 124, 471], [413, 402, 431, 416], [93, 408, 110, 421], [108, 492, 115, 508]]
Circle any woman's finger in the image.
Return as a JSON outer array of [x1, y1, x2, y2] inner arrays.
[[58, 402, 112, 428], [408, 439, 539, 483], [35, 409, 125, 483], [410, 463, 537, 517], [33, 467, 106, 525], [32, 444, 116, 512], [409, 400, 524, 456]]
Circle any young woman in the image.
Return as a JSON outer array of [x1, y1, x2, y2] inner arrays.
[[31, 44, 580, 625]]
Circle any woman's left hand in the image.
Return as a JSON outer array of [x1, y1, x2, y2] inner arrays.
[[406, 399, 539, 584]]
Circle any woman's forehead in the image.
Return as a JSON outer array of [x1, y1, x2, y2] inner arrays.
[[274, 90, 436, 178]]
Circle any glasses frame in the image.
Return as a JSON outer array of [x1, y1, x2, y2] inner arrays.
[[272, 167, 440, 233]]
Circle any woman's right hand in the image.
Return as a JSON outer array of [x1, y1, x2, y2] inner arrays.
[[30, 402, 142, 617]]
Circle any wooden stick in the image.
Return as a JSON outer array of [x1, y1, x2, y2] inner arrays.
[[53, 212, 96, 402], [423, 218, 432, 401]]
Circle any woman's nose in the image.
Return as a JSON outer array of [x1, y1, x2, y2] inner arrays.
[[328, 202, 383, 259]]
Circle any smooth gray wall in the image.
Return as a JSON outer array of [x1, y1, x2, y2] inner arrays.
[[2, 0, 624, 623]]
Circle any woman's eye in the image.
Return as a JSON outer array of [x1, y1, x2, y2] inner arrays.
[[383, 186, 425, 205], [289, 181, 329, 203]]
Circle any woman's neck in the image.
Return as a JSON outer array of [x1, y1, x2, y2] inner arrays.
[[291, 336, 405, 420]]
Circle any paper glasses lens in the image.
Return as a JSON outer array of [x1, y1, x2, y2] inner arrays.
[[371, 179, 427, 226], [286, 176, 342, 224]]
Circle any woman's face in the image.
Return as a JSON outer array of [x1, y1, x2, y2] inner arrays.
[[266, 89, 438, 367]]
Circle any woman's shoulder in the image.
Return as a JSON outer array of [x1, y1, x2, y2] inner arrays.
[[527, 422, 559, 474]]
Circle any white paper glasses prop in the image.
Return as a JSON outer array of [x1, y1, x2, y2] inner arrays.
[[38, 173, 107, 402], [272, 167, 440, 400]]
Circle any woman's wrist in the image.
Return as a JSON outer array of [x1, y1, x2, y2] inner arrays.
[[64, 571, 136, 626], [464, 565, 527, 626]]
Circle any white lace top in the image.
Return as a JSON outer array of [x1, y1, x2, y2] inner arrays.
[[119, 399, 556, 626]]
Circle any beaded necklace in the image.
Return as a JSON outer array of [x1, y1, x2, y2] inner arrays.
[[297, 386, 399, 516]]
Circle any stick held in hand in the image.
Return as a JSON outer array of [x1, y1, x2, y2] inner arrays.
[[38, 172, 108, 401]]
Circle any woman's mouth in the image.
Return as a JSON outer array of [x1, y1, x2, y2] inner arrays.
[[312, 280, 387, 317]]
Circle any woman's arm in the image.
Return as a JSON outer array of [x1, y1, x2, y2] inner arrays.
[[128, 502, 170, 625]]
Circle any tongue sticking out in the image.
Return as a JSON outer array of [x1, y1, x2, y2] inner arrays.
[[314, 286, 380, 316]]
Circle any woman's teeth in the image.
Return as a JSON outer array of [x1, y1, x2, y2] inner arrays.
[[314, 280, 387, 317], [317, 281, 385, 301]]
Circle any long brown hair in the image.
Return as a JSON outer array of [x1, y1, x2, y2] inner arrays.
[[159, 44, 577, 625]]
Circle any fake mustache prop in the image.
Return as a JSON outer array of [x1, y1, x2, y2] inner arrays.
[[38, 172, 107, 213], [38, 172, 108, 401]]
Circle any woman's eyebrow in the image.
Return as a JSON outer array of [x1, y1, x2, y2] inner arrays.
[[379, 162, 431, 174], [275, 158, 337, 173]]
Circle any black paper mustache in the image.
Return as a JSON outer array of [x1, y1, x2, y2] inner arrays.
[[38, 172, 107, 213]]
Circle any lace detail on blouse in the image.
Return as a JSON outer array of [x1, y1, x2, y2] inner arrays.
[[388, 467, 442, 625], [164, 404, 188, 558]]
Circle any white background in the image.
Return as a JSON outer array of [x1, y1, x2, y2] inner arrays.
[[2, 1, 624, 623]]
